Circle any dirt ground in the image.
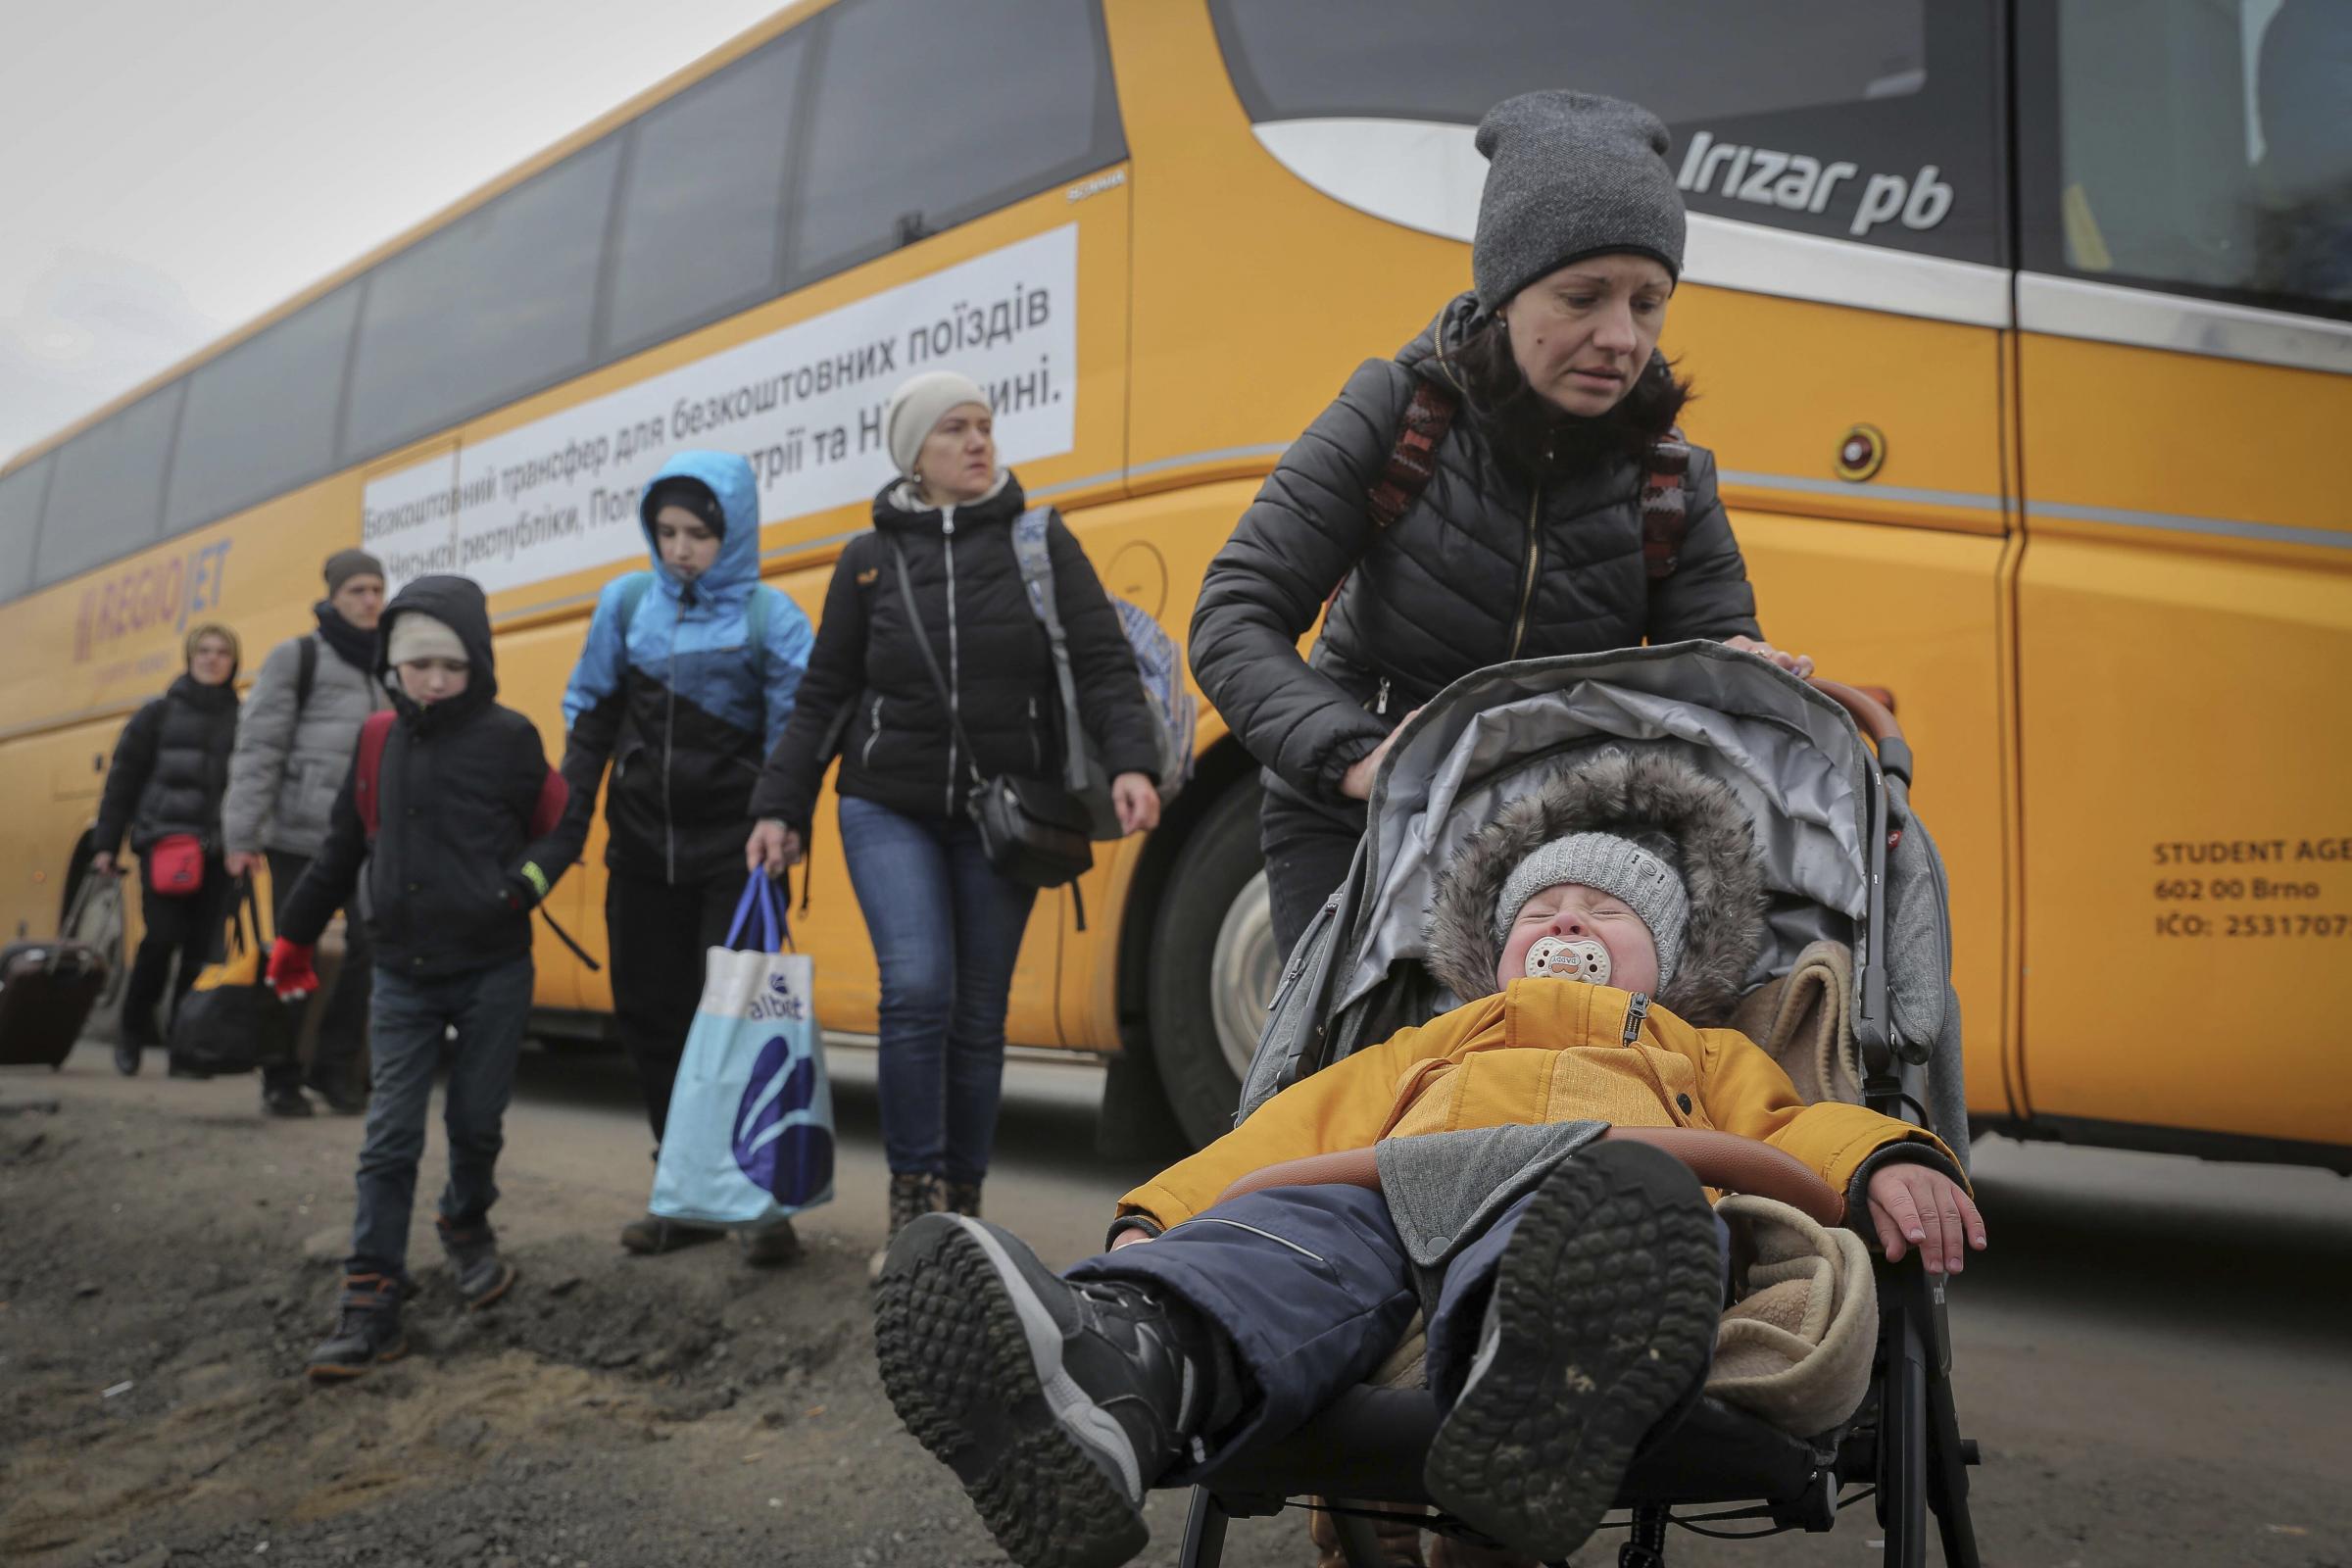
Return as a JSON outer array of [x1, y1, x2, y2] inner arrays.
[[5, 1070, 2348, 1568]]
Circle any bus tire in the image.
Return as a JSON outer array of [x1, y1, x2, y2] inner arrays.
[[1147, 777, 1277, 1149]]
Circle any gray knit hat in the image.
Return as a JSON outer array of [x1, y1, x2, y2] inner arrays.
[[1494, 830, 1691, 991], [1472, 90, 1687, 314], [885, 370, 991, 479], [322, 548, 385, 595]]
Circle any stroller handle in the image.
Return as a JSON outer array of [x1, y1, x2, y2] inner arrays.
[[1211, 1127, 1845, 1228], [1807, 678, 1913, 786]]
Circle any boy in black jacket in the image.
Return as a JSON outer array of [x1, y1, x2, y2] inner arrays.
[[267, 575, 574, 1383]]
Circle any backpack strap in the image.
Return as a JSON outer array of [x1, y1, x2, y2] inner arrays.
[[614, 572, 654, 634], [353, 710, 397, 841], [746, 583, 773, 686], [1641, 430, 1691, 581], [295, 635, 318, 713], [1366, 382, 1458, 530], [1009, 509, 1090, 794], [1334, 381, 1459, 611]]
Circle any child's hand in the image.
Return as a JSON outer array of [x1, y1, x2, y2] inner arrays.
[[1865, 1163, 1986, 1275]]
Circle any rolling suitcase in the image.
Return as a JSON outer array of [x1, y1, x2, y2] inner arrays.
[[0, 876, 114, 1068]]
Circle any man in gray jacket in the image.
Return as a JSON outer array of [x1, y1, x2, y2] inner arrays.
[[222, 548, 389, 1115]]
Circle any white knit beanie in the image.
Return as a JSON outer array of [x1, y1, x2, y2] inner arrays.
[[386, 612, 466, 667], [884, 370, 991, 479], [1494, 831, 1690, 990]]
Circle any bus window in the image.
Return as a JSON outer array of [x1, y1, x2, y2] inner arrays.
[[1207, 0, 2000, 265], [342, 137, 622, 462], [603, 29, 811, 357], [34, 384, 183, 589], [786, 0, 1123, 282], [2021, 0, 2352, 318], [0, 456, 50, 603], [166, 284, 361, 535]]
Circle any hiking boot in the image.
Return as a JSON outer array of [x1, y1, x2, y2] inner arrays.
[[1421, 1142, 1721, 1563], [263, 1083, 315, 1117], [437, 1217, 516, 1309], [166, 1054, 213, 1081], [619, 1212, 723, 1255], [941, 1178, 983, 1218], [306, 1274, 409, 1383], [876, 1214, 1232, 1568], [735, 1219, 802, 1268], [868, 1171, 942, 1282]]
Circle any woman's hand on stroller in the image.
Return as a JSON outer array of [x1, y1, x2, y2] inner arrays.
[[745, 817, 803, 877], [1112, 772, 1162, 835], [1866, 1162, 1985, 1275], [1339, 708, 1427, 802], [1724, 634, 1816, 680]]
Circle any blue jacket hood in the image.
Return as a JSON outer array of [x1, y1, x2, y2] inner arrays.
[[640, 450, 761, 602]]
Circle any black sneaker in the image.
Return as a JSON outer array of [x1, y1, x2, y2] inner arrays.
[[305, 1075, 368, 1116], [262, 1084, 315, 1117], [113, 1042, 142, 1076], [306, 1274, 409, 1383], [874, 1214, 1213, 1568], [619, 1212, 723, 1255], [437, 1217, 516, 1309], [735, 1220, 802, 1268], [1422, 1141, 1722, 1562]]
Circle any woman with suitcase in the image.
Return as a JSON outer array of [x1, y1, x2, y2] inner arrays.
[[90, 623, 241, 1076]]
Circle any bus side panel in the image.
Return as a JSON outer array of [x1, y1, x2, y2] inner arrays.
[[1731, 514, 2013, 1124], [2015, 334, 2352, 1147]]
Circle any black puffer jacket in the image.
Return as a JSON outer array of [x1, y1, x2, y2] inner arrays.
[[753, 475, 1161, 835], [280, 575, 574, 980], [1191, 293, 1762, 807], [94, 674, 239, 856]]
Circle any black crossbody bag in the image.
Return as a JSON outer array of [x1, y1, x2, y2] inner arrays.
[[885, 537, 1095, 923]]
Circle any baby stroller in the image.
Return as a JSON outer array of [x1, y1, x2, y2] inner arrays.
[[1176, 643, 1981, 1568]]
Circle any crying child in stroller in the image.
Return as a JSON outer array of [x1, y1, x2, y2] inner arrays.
[[873, 750, 1984, 1568]]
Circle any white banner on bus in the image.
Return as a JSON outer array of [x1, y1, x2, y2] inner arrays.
[[363, 223, 1079, 596]]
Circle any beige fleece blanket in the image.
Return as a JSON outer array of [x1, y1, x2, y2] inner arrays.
[[1732, 938, 1862, 1107]]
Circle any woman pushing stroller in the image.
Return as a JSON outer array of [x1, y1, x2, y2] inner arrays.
[[872, 748, 1984, 1568]]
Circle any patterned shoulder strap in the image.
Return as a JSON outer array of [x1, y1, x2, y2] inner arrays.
[[1641, 429, 1691, 581], [1366, 382, 1458, 530]]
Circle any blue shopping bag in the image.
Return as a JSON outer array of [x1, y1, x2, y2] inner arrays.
[[650, 874, 835, 1227]]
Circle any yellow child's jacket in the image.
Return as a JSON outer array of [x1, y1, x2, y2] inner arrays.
[[1119, 978, 1959, 1231]]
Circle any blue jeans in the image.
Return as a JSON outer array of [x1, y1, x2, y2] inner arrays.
[[837, 795, 1038, 1183], [346, 956, 534, 1279]]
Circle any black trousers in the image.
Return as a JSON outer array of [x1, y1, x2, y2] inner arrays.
[[605, 870, 742, 1145], [122, 859, 229, 1043], [264, 848, 372, 1093], [1258, 779, 1367, 958]]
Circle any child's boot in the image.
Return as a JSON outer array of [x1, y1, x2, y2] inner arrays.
[[437, 1216, 516, 1309], [1422, 1141, 1721, 1562], [306, 1273, 409, 1383], [874, 1213, 1236, 1568]]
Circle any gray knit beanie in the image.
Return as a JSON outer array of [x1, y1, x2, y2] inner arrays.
[[1472, 90, 1687, 314], [1494, 831, 1690, 991], [885, 370, 991, 479], [322, 548, 385, 595]]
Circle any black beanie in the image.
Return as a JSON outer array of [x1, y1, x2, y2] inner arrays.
[[1472, 90, 1688, 314], [643, 477, 726, 539]]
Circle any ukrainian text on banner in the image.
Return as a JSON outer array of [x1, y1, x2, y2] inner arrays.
[[364, 223, 1079, 594]]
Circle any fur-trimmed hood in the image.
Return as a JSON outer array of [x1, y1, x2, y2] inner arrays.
[[1424, 750, 1765, 1024]]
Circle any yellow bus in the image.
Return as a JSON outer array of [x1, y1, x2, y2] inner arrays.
[[3, 1, 2345, 1167]]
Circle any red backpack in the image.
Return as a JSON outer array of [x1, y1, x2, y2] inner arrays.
[[352, 710, 565, 842]]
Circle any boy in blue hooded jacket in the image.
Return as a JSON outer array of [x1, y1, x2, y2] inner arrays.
[[553, 451, 814, 1262]]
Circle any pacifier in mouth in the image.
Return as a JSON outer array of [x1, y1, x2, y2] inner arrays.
[[1526, 934, 1611, 985]]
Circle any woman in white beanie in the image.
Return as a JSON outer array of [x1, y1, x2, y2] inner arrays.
[[749, 371, 1164, 1273]]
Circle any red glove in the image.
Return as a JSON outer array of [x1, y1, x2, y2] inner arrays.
[[267, 938, 319, 1001]]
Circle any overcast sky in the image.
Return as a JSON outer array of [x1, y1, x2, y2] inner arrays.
[[0, 0, 782, 466]]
